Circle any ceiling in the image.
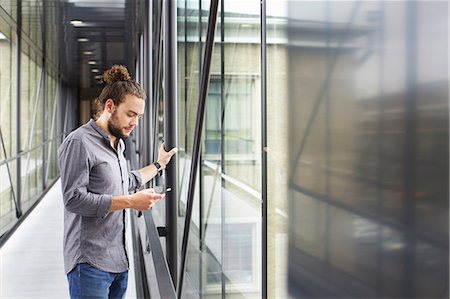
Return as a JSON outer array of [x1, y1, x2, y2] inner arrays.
[[61, 0, 135, 89]]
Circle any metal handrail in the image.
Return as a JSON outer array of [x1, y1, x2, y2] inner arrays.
[[142, 210, 177, 299], [177, 0, 220, 297]]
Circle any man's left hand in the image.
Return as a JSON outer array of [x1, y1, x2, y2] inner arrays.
[[157, 143, 177, 169]]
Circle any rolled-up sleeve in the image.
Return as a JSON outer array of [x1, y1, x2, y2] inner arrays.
[[58, 139, 112, 218], [128, 170, 143, 192]]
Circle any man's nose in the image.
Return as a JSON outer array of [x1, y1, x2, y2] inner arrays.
[[130, 116, 139, 126]]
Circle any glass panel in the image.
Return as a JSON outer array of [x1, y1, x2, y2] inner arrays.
[[20, 42, 44, 208], [0, 9, 17, 236], [223, 1, 261, 297], [46, 1, 58, 65], [46, 68, 58, 183], [0, 0, 61, 239], [287, 1, 449, 298], [177, 0, 197, 297], [22, 0, 43, 50], [200, 0, 223, 296], [0, 17, 17, 161], [0, 161, 17, 235], [22, 147, 43, 210], [0, 0, 18, 20], [224, 0, 261, 192]]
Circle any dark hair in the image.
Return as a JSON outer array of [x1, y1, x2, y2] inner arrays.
[[95, 65, 146, 116]]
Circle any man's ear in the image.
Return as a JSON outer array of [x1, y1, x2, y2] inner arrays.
[[105, 99, 115, 113]]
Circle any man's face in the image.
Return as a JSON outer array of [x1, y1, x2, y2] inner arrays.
[[107, 94, 145, 139]]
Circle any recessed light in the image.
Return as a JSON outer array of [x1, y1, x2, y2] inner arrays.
[[70, 20, 83, 25], [92, 68, 99, 73], [77, 38, 89, 42], [83, 51, 93, 55], [88, 60, 96, 65], [94, 75, 102, 79]]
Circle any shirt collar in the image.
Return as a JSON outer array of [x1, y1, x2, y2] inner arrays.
[[88, 119, 111, 140]]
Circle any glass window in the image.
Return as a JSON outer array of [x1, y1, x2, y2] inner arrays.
[[0, 18, 17, 161], [0, 0, 18, 20], [287, 1, 449, 298], [0, 0, 62, 238], [0, 16, 18, 235], [176, 1, 262, 297]]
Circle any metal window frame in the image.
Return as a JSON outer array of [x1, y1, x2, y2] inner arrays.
[[163, 0, 178, 287], [260, 0, 268, 297]]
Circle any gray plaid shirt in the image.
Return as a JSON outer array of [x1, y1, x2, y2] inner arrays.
[[58, 119, 142, 274]]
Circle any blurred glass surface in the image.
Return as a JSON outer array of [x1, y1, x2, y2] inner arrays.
[[287, 1, 449, 298]]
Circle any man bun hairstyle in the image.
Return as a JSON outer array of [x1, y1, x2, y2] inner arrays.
[[95, 64, 146, 117], [103, 64, 131, 84]]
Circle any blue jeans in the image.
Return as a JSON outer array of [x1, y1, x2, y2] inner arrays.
[[67, 263, 128, 299]]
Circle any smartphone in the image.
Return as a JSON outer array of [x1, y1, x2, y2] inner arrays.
[[154, 186, 172, 194]]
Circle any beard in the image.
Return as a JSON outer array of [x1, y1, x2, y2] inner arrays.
[[107, 111, 129, 139]]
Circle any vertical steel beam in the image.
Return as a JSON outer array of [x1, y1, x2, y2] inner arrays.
[[220, 0, 225, 297], [152, 0, 163, 162], [144, 0, 152, 167], [42, 0, 47, 189], [163, 0, 178, 288], [177, 0, 220, 297], [197, 0, 204, 294], [260, 0, 268, 298], [16, 0, 23, 217]]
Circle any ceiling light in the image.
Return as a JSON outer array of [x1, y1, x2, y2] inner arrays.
[[77, 37, 89, 42], [83, 51, 93, 55], [0, 32, 7, 40], [92, 68, 99, 73], [70, 20, 83, 25], [88, 60, 96, 65], [94, 75, 102, 79]]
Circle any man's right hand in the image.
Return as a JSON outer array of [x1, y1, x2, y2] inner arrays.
[[129, 189, 165, 211], [110, 189, 165, 212]]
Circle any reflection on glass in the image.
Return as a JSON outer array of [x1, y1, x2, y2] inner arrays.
[[176, 0, 263, 297], [177, 0, 209, 297], [287, 1, 449, 298], [223, 1, 262, 298]]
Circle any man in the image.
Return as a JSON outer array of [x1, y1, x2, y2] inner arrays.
[[58, 65, 176, 298]]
